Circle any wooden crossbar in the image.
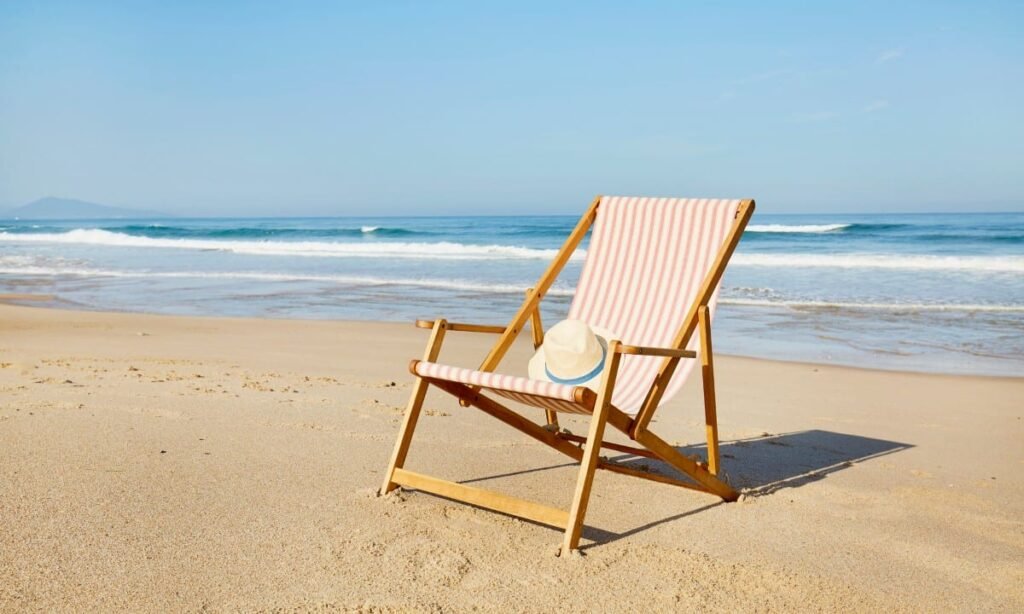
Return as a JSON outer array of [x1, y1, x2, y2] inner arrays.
[[391, 468, 569, 528], [556, 433, 658, 459], [596, 460, 710, 492]]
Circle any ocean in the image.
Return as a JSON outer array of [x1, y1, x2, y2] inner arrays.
[[1, 211, 1022, 376]]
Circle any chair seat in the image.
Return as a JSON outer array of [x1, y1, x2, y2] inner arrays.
[[411, 360, 596, 414]]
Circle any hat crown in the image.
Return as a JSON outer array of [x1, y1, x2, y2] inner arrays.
[[542, 319, 603, 380]]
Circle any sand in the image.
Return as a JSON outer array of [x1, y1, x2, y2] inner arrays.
[[0, 303, 1021, 612]]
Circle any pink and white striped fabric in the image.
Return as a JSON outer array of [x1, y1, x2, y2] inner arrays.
[[569, 196, 741, 414], [416, 196, 743, 417], [413, 361, 593, 414]]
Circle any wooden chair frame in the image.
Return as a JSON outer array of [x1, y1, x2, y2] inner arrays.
[[381, 196, 755, 555]]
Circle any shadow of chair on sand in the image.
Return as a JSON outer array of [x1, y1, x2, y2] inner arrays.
[[454, 429, 912, 549], [575, 429, 913, 547], [614, 429, 914, 497]]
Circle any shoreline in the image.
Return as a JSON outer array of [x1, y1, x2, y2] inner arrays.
[[2, 296, 1019, 382]]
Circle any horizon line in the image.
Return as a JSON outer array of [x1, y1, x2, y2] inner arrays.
[[2, 209, 1023, 222]]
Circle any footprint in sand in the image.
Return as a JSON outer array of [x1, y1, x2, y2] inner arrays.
[[415, 546, 472, 587]]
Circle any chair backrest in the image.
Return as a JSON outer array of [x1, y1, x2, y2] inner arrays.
[[568, 196, 746, 415]]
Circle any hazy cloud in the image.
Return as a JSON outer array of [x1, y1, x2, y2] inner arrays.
[[876, 48, 906, 64], [863, 100, 890, 113]]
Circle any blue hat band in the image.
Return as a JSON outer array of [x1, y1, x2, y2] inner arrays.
[[543, 337, 607, 385]]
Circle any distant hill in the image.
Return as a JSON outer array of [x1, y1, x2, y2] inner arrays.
[[3, 197, 168, 220]]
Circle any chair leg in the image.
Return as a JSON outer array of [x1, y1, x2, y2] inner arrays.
[[698, 306, 719, 475], [561, 341, 621, 556], [560, 396, 611, 554], [380, 320, 448, 495], [380, 377, 431, 495]]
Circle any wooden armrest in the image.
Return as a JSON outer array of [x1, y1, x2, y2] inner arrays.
[[615, 344, 697, 359], [415, 319, 507, 334]]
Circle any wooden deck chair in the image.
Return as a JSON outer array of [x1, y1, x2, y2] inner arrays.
[[381, 195, 755, 555]]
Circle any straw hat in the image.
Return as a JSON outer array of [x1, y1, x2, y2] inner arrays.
[[528, 319, 618, 392]]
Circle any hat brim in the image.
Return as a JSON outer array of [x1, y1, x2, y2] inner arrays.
[[528, 325, 618, 392]]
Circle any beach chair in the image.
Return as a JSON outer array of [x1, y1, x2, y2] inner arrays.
[[380, 196, 755, 555]]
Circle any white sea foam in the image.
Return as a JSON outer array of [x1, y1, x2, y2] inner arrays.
[[0, 264, 579, 297], [360, 226, 380, 233], [2, 262, 1022, 312], [0, 229, 576, 261], [0, 255, 39, 266], [1, 229, 1021, 272], [732, 252, 1024, 273], [746, 223, 850, 233], [720, 298, 1024, 313]]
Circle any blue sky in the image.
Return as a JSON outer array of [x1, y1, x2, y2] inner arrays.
[[1, 1, 1021, 216]]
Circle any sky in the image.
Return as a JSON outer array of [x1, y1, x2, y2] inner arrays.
[[0, 1, 1021, 216]]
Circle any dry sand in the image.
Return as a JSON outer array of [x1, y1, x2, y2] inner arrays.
[[0, 303, 1021, 612]]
